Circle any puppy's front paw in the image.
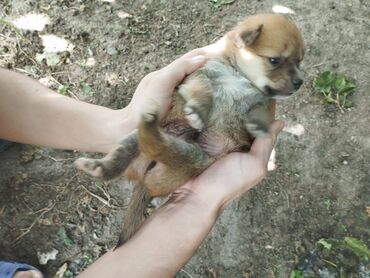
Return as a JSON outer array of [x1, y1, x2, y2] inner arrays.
[[75, 157, 106, 177], [184, 105, 204, 130], [246, 122, 269, 137]]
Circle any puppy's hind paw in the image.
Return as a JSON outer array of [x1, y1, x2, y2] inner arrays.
[[184, 106, 204, 130], [75, 157, 105, 178], [142, 111, 158, 125]]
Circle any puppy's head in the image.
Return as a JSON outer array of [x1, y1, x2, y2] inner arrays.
[[226, 14, 304, 98]]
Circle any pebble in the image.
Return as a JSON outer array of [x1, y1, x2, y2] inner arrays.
[[107, 47, 118, 55]]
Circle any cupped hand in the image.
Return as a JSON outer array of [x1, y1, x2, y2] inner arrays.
[[127, 49, 206, 126], [180, 117, 284, 211]]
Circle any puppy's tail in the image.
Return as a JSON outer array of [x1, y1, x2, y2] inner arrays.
[[116, 182, 152, 247]]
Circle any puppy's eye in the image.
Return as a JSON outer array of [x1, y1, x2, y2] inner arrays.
[[268, 57, 281, 65]]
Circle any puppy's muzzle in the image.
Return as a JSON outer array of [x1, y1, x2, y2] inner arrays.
[[292, 78, 303, 90], [264, 78, 304, 98]]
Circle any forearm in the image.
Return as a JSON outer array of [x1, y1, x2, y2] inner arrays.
[[0, 68, 135, 152], [79, 189, 221, 278]]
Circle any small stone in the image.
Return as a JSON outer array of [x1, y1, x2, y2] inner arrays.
[[117, 11, 132, 19], [37, 248, 59, 265], [106, 47, 118, 55], [85, 57, 96, 67], [55, 263, 68, 278]]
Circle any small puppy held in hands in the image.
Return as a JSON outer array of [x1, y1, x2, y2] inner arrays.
[[75, 14, 304, 245]]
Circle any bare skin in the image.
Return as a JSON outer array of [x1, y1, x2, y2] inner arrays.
[[0, 49, 282, 277], [0, 49, 205, 153], [77, 120, 282, 278]]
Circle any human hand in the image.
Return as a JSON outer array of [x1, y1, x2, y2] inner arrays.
[[127, 49, 206, 126], [178, 116, 284, 212]]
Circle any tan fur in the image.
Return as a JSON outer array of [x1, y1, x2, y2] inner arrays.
[[75, 14, 305, 245]]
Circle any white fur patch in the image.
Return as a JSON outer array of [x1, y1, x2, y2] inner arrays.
[[237, 49, 270, 90]]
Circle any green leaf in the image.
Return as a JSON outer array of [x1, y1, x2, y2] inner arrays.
[[313, 71, 335, 93], [344, 237, 370, 259], [339, 83, 356, 95], [57, 227, 75, 247], [318, 238, 333, 250], [334, 75, 346, 92], [343, 100, 354, 108], [58, 85, 69, 95], [290, 270, 303, 278], [313, 70, 356, 111], [81, 83, 95, 96]]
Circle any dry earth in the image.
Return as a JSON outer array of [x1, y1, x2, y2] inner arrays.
[[0, 0, 369, 277]]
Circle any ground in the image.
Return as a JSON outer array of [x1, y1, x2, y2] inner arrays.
[[0, 0, 369, 277]]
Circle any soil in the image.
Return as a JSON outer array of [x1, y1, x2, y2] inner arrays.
[[0, 0, 369, 277]]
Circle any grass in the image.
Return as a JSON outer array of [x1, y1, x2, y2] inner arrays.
[[313, 71, 356, 112]]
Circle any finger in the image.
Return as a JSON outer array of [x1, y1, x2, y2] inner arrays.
[[160, 49, 206, 87], [250, 120, 284, 164], [179, 47, 207, 59]]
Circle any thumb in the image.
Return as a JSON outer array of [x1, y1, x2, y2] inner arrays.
[[160, 49, 206, 87], [250, 120, 284, 164]]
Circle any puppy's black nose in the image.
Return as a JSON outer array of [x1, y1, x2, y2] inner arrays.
[[293, 78, 303, 90]]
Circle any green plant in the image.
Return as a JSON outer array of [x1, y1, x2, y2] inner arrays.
[[290, 270, 303, 278], [58, 85, 69, 95], [313, 71, 356, 112], [208, 0, 235, 8], [81, 82, 95, 96], [290, 237, 370, 277], [57, 226, 75, 247]]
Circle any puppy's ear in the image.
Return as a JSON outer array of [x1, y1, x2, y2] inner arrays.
[[230, 24, 263, 48]]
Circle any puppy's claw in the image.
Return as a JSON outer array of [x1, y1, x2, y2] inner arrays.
[[184, 105, 204, 130], [142, 111, 158, 125]]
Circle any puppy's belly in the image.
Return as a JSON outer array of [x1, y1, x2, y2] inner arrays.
[[128, 122, 232, 182]]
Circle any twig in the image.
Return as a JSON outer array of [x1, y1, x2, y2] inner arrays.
[[95, 183, 112, 202], [37, 151, 73, 162], [80, 184, 116, 208], [309, 62, 326, 69], [14, 67, 38, 78], [13, 175, 77, 243], [0, 17, 22, 36], [13, 203, 56, 243], [49, 76, 80, 100], [180, 269, 194, 278]]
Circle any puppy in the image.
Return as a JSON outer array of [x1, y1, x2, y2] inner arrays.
[[75, 14, 304, 245]]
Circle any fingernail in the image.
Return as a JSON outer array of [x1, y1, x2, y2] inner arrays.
[[191, 55, 205, 64]]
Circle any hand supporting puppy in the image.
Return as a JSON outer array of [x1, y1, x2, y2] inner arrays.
[[78, 49, 283, 278], [173, 118, 284, 211], [127, 48, 206, 126]]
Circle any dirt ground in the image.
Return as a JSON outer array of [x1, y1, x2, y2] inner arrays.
[[0, 0, 369, 277]]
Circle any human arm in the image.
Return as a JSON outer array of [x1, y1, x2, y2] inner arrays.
[[0, 68, 133, 153], [78, 117, 283, 277], [0, 49, 205, 153]]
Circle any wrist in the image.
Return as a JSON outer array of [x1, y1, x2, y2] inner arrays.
[[168, 182, 225, 219], [96, 106, 137, 153]]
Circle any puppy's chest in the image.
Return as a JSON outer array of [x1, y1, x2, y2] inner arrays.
[[165, 63, 267, 157], [203, 64, 266, 151]]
